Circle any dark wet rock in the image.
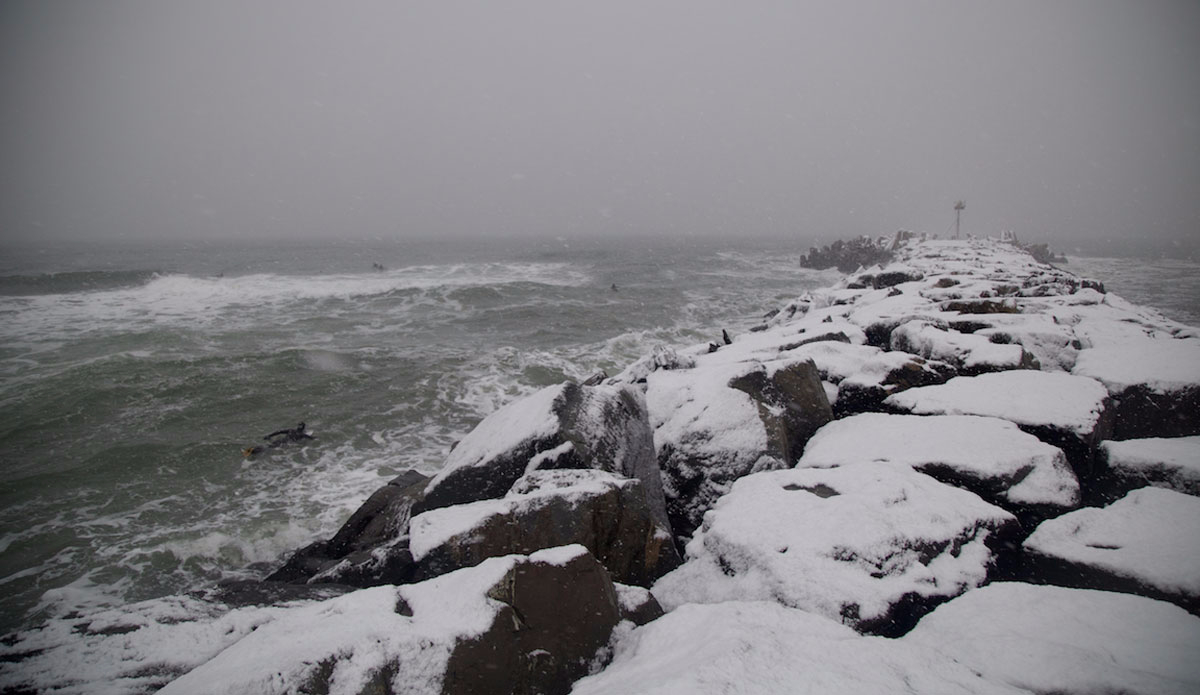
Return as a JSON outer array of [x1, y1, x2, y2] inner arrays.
[[649, 359, 833, 540], [833, 353, 954, 416], [265, 471, 429, 586], [613, 583, 665, 626], [727, 359, 834, 465], [201, 580, 355, 608], [1072, 340, 1200, 441], [778, 331, 853, 352], [409, 470, 680, 587], [440, 547, 623, 695], [416, 382, 669, 533], [942, 299, 1020, 315], [800, 236, 894, 273], [1100, 436, 1200, 497], [1104, 383, 1200, 441], [161, 546, 623, 695]]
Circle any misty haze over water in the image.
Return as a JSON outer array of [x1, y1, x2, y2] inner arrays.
[[1, 1, 1197, 254]]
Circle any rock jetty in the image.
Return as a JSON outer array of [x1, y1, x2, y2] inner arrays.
[[3, 237, 1199, 695]]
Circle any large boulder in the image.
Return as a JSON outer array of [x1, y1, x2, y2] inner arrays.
[[904, 582, 1200, 695], [651, 463, 1018, 636], [572, 601, 1021, 695], [408, 470, 680, 587], [1072, 338, 1200, 440], [1021, 487, 1200, 614], [799, 413, 1079, 517], [417, 382, 668, 529], [646, 358, 832, 540], [884, 370, 1114, 485], [265, 470, 429, 586], [1101, 435, 1200, 496], [160, 546, 622, 695]]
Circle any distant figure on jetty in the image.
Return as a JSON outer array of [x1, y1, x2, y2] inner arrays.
[[372, 262, 386, 271], [243, 422, 315, 458]]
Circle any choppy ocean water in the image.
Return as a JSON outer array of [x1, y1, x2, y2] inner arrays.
[[0, 237, 843, 635], [0, 238, 1195, 637]]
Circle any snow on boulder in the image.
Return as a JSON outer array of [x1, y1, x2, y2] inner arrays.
[[1101, 436, 1200, 496], [613, 582, 665, 626], [845, 290, 949, 347], [651, 463, 1017, 635], [419, 381, 668, 530], [890, 320, 1034, 374], [781, 340, 952, 415], [798, 413, 1079, 513], [1073, 338, 1200, 439], [1022, 487, 1200, 614], [905, 582, 1200, 695], [409, 470, 680, 586], [159, 546, 622, 695], [646, 358, 832, 540], [884, 370, 1114, 480], [972, 313, 1082, 372], [572, 601, 1023, 695]]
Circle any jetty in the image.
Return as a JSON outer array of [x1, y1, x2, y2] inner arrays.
[[5, 237, 1199, 695]]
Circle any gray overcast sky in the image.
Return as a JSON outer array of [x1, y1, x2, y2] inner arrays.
[[2, 1, 1198, 249]]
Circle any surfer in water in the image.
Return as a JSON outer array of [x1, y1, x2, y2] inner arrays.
[[243, 422, 314, 458]]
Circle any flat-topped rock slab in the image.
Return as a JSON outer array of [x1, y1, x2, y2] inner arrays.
[[904, 582, 1200, 695], [884, 370, 1114, 480], [884, 370, 1111, 438], [799, 413, 1079, 512], [572, 601, 1024, 695], [652, 462, 1016, 635], [1073, 338, 1200, 439], [1101, 436, 1200, 496], [1022, 487, 1200, 613]]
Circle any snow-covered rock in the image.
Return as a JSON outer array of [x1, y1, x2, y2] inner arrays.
[[890, 319, 1034, 373], [572, 601, 1023, 695], [845, 289, 951, 346], [408, 469, 679, 586], [646, 358, 832, 539], [160, 545, 621, 695], [419, 381, 669, 530], [971, 313, 1082, 371], [798, 413, 1079, 512], [1101, 435, 1200, 496], [884, 370, 1114, 478], [613, 583, 665, 626], [1073, 337, 1200, 439], [905, 582, 1200, 695], [1022, 487, 1200, 613], [652, 463, 1017, 635], [781, 340, 952, 415]]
